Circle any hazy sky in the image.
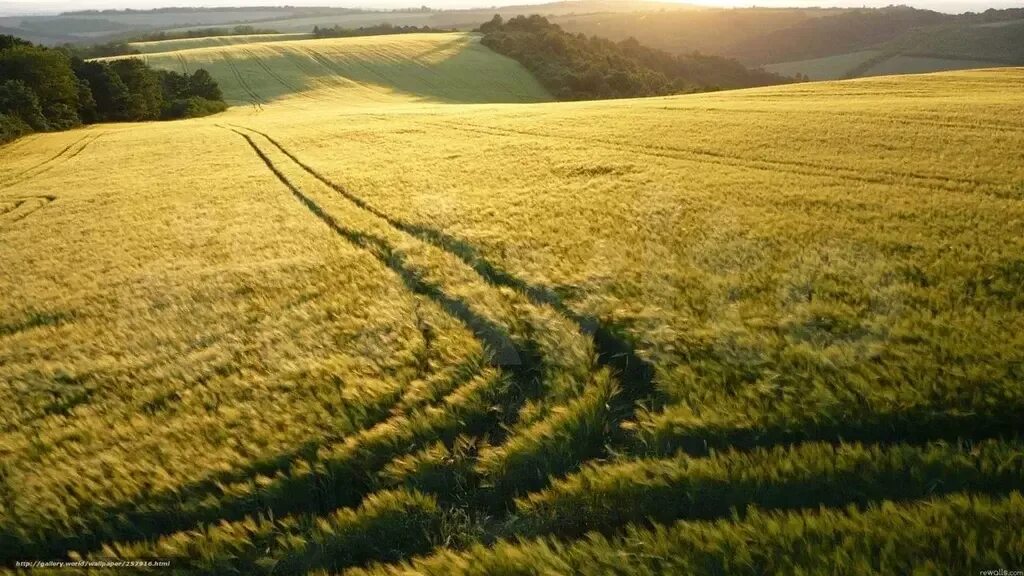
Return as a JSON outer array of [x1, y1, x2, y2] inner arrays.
[[1, 0, 1021, 16]]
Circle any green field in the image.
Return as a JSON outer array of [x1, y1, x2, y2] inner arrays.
[[863, 55, 1011, 76], [767, 50, 1012, 80], [103, 33, 551, 105], [128, 33, 315, 54], [764, 49, 882, 79], [2, 30, 1024, 575]]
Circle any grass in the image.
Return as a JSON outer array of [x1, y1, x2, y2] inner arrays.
[[349, 492, 1024, 575], [101, 33, 552, 105], [766, 17, 1024, 81], [1, 33, 1023, 573], [128, 33, 315, 54], [862, 55, 1013, 76], [764, 49, 883, 80]]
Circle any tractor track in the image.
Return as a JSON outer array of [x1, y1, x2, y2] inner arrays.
[[0, 133, 97, 189], [417, 119, 992, 193], [226, 125, 533, 380], [658, 106, 1024, 135], [228, 123, 657, 432], [222, 53, 262, 105], [176, 53, 190, 74], [0, 195, 57, 227], [243, 47, 314, 101]]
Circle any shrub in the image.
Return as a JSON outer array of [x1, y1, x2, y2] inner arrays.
[[160, 96, 228, 120], [0, 79, 46, 130], [0, 112, 31, 145]]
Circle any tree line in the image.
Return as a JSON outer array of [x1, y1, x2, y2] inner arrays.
[[57, 26, 285, 60], [312, 23, 453, 39], [1, 35, 226, 145], [478, 15, 791, 101]]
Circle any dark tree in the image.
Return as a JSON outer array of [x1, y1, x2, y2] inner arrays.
[[479, 15, 504, 34], [0, 43, 80, 129], [188, 69, 223, 102], [0, 79, 47, 130], [158, 69, 190, 100], [72, 59, 131, 122], [0, 34, 31, 51], [75, 75, 97, 124], [109, 59, 163, 120]]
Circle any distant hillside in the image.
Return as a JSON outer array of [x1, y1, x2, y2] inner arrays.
[[129, 33, 313, 54], [724, 7, 950, 66], [549, 8, 838, 57], [478, 15, 789, 101], [889, 18, 1024, 63], [757, 8, 1024, 80]]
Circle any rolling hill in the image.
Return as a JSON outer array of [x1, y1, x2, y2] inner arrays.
[[104, 33, 552, 105], [743, 8, 1024, 79], [127, 32, 315, 54], [2, 29, 1024, 575]]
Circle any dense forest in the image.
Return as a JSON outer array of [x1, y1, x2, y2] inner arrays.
[[129, 25, 282, 44], [55, 26, 286, 60], [726, 6, 951, 64], [479, 15, 791, 101], [312, 24, 453, 38], [550, 6, 1024, 66], [0, 35, 226, 144]]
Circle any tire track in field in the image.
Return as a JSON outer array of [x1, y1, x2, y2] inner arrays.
[[7, 134, 101, 189], [229, 124, 657, 442], [242, 47, 318, 102], [0, 133, 42, 155], [221, 125, 571, 506], [243, 48, 301, 95], [283, 49, 353, 101], [0, 133, 95, 189], [0, 195, 56, 227], [440, 121, 982, 190], [228, 126, 531, 375], [661, 106, 1024, 135], [306, 50, 392, 101], [420, 120, 989, 192], [176, 53, 190, 74], [228, 125, 650, 473], [10, 356, 489, 562], [0, 199, 21, 215], [222, 53, 262, 105], [284, 49, 356, 100]]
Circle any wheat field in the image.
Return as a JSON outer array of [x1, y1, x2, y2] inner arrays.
[[128, 33, 316, 54], [105, 33, 552, 105], [2, 31, 1024, 574]]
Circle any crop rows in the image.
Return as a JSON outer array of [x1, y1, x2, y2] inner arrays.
[[348, 491, 1024, 575], [0, 133, 100, 190], [515, 439, 1024, 538]]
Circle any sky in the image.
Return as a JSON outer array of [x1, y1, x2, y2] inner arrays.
[[0, 0, 1021, 15]]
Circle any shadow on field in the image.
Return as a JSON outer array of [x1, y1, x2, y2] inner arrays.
[[201, 35, 550, 105]]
